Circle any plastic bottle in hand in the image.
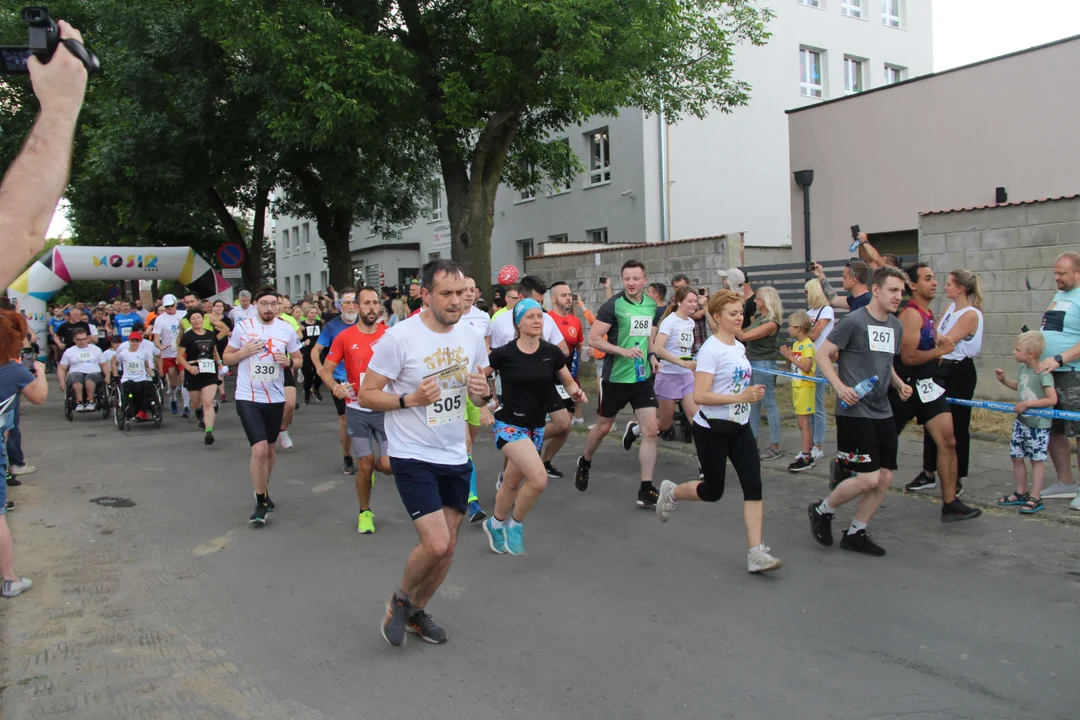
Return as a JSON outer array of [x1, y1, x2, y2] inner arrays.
[[839, 375, 879, 409], [634, 354, 647, 382]]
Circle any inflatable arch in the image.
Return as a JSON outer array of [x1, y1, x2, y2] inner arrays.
[[7, 245, 234, 346]]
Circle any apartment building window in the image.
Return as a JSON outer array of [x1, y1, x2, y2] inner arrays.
[[881, 0, 901, 28], [292, 227, 300, 255], [303, 274, 311, 294], [548, 233, 568, 244], [364, 264, 381, 288], [800, 47, 824, 98], [320, 270, 328, 290], [884, 63, 906, 85], [518, 239, 534, 269], [587, 129, 610, 185], [550, 139, 572, 195], [844, 56, 865, 93], [293, 275, 300, 298], [429, 185, 442, 221], [798, 0, 821, 7], [518, 160, 536, 202], [841, 0, 863, 18], [280, 229, 289, 256], [428, 252, 441, 262], [284, 277, 291, 296], [302, 222, 310, 252], [587, 228, 609, 244]]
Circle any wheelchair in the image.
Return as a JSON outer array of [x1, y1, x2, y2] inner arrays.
[[64, 377, 110, 421], [112, 378, 164, 431]]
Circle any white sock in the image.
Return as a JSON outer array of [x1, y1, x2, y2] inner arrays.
[[632, 423, 641, 437], [849, 519, 868, 535], [508, 517, 522, 530], [490, 516, 505, 529], [181, 387, 191, 409], [817, 499, 835, 515]]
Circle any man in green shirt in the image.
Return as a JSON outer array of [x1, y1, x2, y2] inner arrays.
[[574, 259, 661, 508]]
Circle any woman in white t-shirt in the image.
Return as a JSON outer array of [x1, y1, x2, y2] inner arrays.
[[805, 278, 835, 459], [654, 290, 782, 574], [650, 288, 700, 439]]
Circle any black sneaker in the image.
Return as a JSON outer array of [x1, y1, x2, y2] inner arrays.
[[249, 500, 269, 525], [406, 609, 448, 644], [905, 470, 936, 492], [839, 529, 886, 556], [381, 593, 411, 647], [313, 389, 323, 402], [829, 459, 855, 491], [181, 408, 191, 419], [622, 421, 639, 451], [955, 480, 964, 498], [195, 407, 204, 421], [808, 501, 834, 546], [198, 419, 206, 430], [343, 459, 355, 475], [658, 427, 676, 442], [941, 499, 981, 524], [204, 431, 215, 446], [6, 474, 21, 487], [264, 492, 276, 512], [544, 461, 563, 479], [636, 485, 660, 508], [574, 456, 590, 492], [788, 455, 815, 473], [5, 500, 13, 511]]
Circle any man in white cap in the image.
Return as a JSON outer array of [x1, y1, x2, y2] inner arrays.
[[151, 294, 185, 414], [718, 268, 758, 329]]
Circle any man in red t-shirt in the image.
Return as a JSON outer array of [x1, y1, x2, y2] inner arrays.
[[320, 287, 391, 535], [540, 281, 585, 478]]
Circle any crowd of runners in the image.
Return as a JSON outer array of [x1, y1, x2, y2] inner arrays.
[[7, 247, 1080, 651]]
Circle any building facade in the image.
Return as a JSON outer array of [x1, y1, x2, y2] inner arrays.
[[275, 0, 932, 296]]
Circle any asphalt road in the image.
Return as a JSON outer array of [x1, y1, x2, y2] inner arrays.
[[1, 389, 1078, 720]]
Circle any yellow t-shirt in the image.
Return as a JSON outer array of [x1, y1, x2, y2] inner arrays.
[[791, 338, 816, 388]]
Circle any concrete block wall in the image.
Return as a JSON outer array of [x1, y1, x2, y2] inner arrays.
[[919, 197, 1080, 400]]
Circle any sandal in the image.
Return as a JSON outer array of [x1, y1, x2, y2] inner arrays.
[[1019, 497, 1044, 515], [997, 492, 1029, 507]]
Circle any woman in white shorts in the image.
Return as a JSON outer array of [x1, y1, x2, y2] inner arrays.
[[651, 287, 700, 437]]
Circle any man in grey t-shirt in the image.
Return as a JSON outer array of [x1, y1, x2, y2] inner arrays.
[[807, 266, 913, 557]]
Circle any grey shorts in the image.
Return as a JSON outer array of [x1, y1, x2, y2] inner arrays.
[[69, 372, 103, 385], [346, 406, 387, 458], [1052, 371, 1080, 437]]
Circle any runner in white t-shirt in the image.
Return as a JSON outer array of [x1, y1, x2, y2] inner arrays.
[[360, 260, 492, 649], [229, 290, 258, 323], [57, 330, 108, 412], [150, 294, 185, 415], [651, 288, 701, 443], [222, 287, 302, 526], [654, 289, 782, 574]]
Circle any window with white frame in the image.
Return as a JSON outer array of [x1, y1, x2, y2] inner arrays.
[[551, 139, 572, 194], [517, 160, 536, 201], [518, 239, 534, 268], [292, 227, 300, 255], [302, 222, 310, 252], [548, 233, 568, 244], [429, 185, 442, 221], [587, 228, 609, 244], [798, 0, 821, 7], [841, 0, 862, 18], [293, 275, 300, 298], [587, 129, 610, 185], [844, 56, 865, 93], [800, 47, 824, 98], [284, 277, 291, 296], [884, 63, 906, 84], [881, 0, 901, 27], [303, 274, 311, 293], [281, 229, 289, 256], [320, 270, 328, 290]]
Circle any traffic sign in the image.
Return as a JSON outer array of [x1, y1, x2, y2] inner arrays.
[[217, 242, 245, 268], [106, 285, 121, 298], [220, 268, 243, 279]]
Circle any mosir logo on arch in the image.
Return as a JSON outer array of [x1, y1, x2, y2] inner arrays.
[[92, 254, 159, 270]]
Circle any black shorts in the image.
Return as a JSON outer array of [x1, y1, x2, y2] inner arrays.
[[543, 385, 573, 415], [599, 377, 657, 419], [283, 367, 296, 388], [390, 457, 472, 520], [235, 399, 285, 446], [835, 415, 898, 474], [184, 371, 218, 391], [889, 382, 949, 429], [333, 393, 347, 417]]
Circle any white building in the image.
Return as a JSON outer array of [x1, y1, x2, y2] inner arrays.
[[275, 0, 932, 296]]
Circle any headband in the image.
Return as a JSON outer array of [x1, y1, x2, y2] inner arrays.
[[513, 298, 542, 326]]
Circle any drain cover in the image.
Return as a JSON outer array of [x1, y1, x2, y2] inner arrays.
[[90, 497, 136, 508]]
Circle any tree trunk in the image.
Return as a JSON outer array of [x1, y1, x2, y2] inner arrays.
[[316, 208, 355, 290], [244, 185, 270, 289]]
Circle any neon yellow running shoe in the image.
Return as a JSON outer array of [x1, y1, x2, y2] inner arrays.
[[358, 509, 375, 534]]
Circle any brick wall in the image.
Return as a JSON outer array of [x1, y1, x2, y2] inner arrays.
[[919, 196, 1080, 399]]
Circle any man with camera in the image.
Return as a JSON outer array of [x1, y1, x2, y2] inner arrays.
[[0, 14, 90, 289]]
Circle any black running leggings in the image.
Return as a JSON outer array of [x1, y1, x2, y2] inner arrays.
[[691, 420, 763, 502], [923, 358, 976, 479], [301, 350, 322, 399]]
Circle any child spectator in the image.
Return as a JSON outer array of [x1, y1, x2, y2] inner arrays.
[[780, 311, 816, 473]]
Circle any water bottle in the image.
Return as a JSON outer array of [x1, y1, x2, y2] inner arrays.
[[839, 375, 878, 409], [570, 347, 580, 380], [849, 238, 861, 254], [634, 354, 647, 382]]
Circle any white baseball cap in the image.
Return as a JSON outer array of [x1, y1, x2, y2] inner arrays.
[[717, 268, 746, 292], [162, 294, 178, 306]]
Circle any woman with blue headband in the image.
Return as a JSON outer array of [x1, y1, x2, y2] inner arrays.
[[482, 299, 586, 556]]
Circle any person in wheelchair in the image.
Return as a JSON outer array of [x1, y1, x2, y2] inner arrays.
[[111, 332, 157, 421], [57, 330, 109, 412]]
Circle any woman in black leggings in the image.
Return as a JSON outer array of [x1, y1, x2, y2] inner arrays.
[[655, 289, 782, 573], [300, 306, 323, 404]]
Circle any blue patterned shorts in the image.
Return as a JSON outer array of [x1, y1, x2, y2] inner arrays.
[[493, 420, 545, 452], [1010, 420, 1050, 461]]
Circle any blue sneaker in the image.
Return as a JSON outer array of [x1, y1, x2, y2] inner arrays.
[[468, 500, 487, 523], [505, 523, 525, 556], [170, 398, 178, 415], [482, 518, 506, 554]]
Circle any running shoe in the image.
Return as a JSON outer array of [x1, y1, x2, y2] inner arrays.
[[313, 389, 323, 402], [656, 479, 678, 523], [622, 421, 639, 451], [5, 500, 13, 511], [6, 474, 20, 487], [195, 407, 204, 421], [1070, 495, 1080, 511], [406, 609, 448, 644], [505, 523, 525, 556], [956, 480, 965, 498], [204, 431, 215, 446], [788, 455, 815, 473], [278, 430, 294, 449], [75, 402, 86, 413], [839, 529, 885, 556], [343, 459, 355, 475], [544, 461, 563, 479], [658, 427, 676, 442], [170, 398, 178, 415], [810, 447, 825, 461], [468, 500, 487, 523], [808, 502, 834, 547], [905, 471, 936, 492], [1, 577, 32, 597], [747, 545, 783, 573], [574, 456, 590, 492], [249, 499, 269, 525], [759, 446, 782, 461], [181, 407, 191, 419], [941, 499, 982, 523], [570, 416, 584, 425], [264, 493, 276, 512], [86, 401, 96, 412], [382, 594, 411, 647], [636, 484, 659, 509], [358, 509, 375, 534], [482, 518, 507, 554], [10, 465, 36, 476], [1043, 482, 1078, 499]]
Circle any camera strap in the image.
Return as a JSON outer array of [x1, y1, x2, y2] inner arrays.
[[61, 38, 98, 74]]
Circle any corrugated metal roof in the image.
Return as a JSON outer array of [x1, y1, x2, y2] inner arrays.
[[920, 194, 1080, 216], [527, 234, 730, 260]]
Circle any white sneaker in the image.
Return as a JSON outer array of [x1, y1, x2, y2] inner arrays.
[[75, 403, 86, 413], [1070, 495, 1080, 511], [278, 430, 294, 449], [1042, 482, 1078, 499], [11, 465, 36, 476], [86, 402, 96, 411], [571, 417, 584, 426], [656, 480, 678, 523], [2, 577, 32, 597], [810, 447, 825, 461], [747, 545, 783, 573]]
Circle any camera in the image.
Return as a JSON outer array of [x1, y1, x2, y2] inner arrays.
[[0, 6, 99, 75]]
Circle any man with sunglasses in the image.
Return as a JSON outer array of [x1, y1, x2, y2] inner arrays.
[[811, 260, 872, 312]]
